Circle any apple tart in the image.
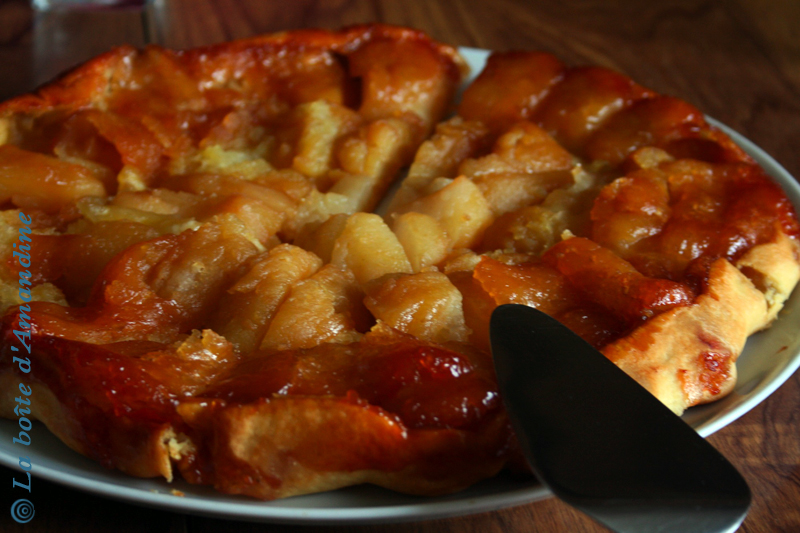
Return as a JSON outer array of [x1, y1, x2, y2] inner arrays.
[[1, 26, 798, 500]]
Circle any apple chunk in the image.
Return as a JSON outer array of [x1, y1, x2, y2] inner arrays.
[[0, 145, 106, 212], [330, 213, 412, 286], [394, 176, 493, 250], [365, 271, 469, 344], [391, 212, 450, 272], [210, 244, 322, 354], [261, 265, 368, 351]]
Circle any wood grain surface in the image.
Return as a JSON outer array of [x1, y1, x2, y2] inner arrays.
[[0, 0, 798, 531]]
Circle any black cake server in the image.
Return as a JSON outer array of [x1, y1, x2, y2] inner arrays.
[[490, 304, 751, 533]]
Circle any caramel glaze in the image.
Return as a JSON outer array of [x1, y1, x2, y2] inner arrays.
[[203, 334, 500, 431], [2, 315, 513, 492], [1, 37, 799, 498], [460, 52, 800, 352]]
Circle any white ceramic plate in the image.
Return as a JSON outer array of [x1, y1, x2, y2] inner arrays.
[[2, 47, 800, 525]]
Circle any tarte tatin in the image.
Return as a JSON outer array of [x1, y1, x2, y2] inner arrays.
[[1, 25, 798, 500]]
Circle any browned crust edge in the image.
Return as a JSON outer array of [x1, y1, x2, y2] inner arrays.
[[603, 230, 800, 414]]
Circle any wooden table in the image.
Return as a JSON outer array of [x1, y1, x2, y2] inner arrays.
[[1, 0, 798, 531]]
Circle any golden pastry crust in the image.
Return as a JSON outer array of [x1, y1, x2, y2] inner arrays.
[[603, 234, 800, 413]]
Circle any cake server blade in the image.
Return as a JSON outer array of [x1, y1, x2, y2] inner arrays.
[[490, 304, 750, 533]]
